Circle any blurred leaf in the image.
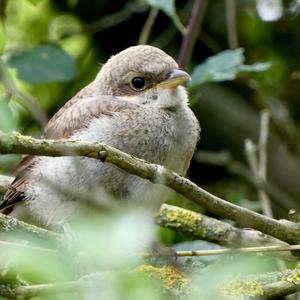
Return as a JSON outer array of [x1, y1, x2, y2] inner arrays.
[[190, 48, 271, 87], [0, 98, 16, 133], [8, 44, 78, 83], [72, 208, 155, 269], [26, 0, 45, 5], [49, 15, 82, 41], [146, 0, 185, 33]]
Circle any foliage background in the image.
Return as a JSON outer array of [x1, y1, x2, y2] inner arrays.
[[1, 0, 300, 299]]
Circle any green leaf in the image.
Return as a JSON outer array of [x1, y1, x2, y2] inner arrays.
[[190, 48, 271, 87], [8, 44, 78, 84], [146, 0, 185, 33], [0, 98, 16, 133]]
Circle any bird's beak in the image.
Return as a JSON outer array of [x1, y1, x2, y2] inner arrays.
[[158, 69, 192, 89]]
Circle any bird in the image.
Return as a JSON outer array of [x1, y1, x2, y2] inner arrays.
[[0, 45, 200, 226]]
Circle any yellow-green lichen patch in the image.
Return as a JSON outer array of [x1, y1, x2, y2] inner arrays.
[[15, 133, 34, 144], [158, 204, 202, 234], [285, 264, 300, 285], [137, 264, 189, 290], [219, 279, 264, 299]]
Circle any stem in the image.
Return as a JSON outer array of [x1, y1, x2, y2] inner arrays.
[[178, 0, 206, 70], [195, 150, 297, 211], [0, 58, 48, 126], [138, 7, 159, 45], [83, 3, 148, 35], [142, 245, 300, 258], [225, 0, 238, 49], [0, 132, 299, 243], [258, 110, 273, 217]]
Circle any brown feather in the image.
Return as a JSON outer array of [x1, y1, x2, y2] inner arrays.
[[0, 95, 138, 213]]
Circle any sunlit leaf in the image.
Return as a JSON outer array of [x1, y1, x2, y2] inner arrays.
[[146, 0, 185, 33], [0, 98, 16, 133], [190, 48, 271, 87], [8, 44, 78, 83]]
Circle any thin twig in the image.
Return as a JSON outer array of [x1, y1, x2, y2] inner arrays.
[[247, 80, 300, 158], [225, 0, 238, 49], [0, 131, 299, 243], [0, 240, 57, 253], [245, 113, 273, 217], [141, 244, 300, 258], [82, 3, 148, 35], [0, 58, 48, 126], [198, 30, 223, 53], [258, 110, 273, 217], [259, 111, 269, 180], [246, 112, 286, 271], [195, 150, 298, 211], [138, 7, 159, 45], [178, 0, 207, 70], [244, 139, 258, 174], [152, 24, 177, 48]]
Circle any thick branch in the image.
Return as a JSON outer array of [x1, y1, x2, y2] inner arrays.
[[1, 266, 300, 299], [221, 265, 300, 299], [157, 204, 295, 260], [0, 131, 299, 243]]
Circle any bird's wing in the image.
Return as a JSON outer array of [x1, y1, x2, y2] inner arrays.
[[0, 95, 138, 212]]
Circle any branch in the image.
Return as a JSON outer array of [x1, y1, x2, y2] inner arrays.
[[258, 110, 273, 217], [138, 7, 159, 45], [220, 265, 300, 299], [0, 131, 299, 243], [0, 58, 48, 126], [145, 245, 300, 258], [195, 150, 298, 211], [245, 111, 273, 218], [157, 204, 295, 260], [0, 280, 84, 299], [225, 0, 238, 49], [2, 266, 300, 299], [82, 3, 148, 35], [0, 212, 62, 242], [178, 0, 207, 70]]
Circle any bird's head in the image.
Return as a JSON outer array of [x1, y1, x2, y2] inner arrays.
[[95, 45, 191, 108]]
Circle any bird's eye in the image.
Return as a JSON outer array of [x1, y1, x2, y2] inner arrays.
[[130, 77, 146, 90]]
